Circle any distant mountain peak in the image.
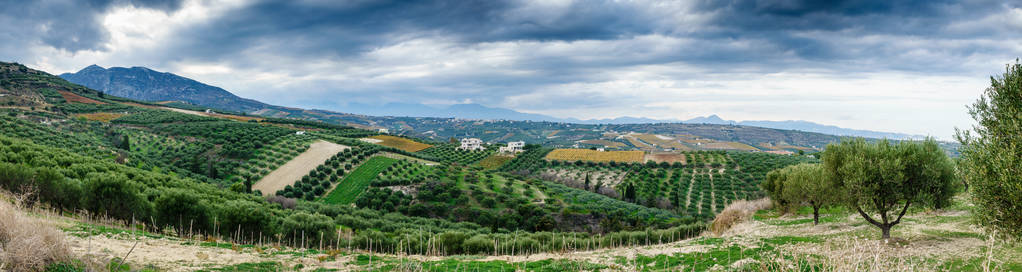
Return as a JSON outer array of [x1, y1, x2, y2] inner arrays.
[[82, 64, 104, 71]]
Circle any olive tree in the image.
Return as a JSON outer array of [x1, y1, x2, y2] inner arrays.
[[824, 138, 955, 239], [956, 60, 1022, 239], [778, 163, 840, 225]]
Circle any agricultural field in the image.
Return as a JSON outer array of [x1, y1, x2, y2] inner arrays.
[[234, 134, 315, 186], [578, 139, 627, 148], [545, 148, 644, 163], [539, 166, 627, 191], [644, 153, 686, 164], [474, 154, 514, 170], [417, 143, 494, 165], [366, 134, 432, 152], [322, 156, 399, 204], [633, 133, 692, 151], [73, 112, 125, 122], [252, 140, 348, 196], [373, 158, 439, 186]]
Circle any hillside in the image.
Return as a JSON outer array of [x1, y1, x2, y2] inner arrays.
[[57, 65, 934, 151]]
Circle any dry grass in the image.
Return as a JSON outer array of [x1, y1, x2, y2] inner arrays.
[[0, 199, 71, 271], [710, 198, 772, 236], [74, 112, 126, 122], [545, 149, 645, 163], [368, 135, 433, 152]]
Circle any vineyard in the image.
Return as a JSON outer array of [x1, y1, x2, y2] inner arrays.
[[545, 148, 644, 163], [367, 135, 433, 152]]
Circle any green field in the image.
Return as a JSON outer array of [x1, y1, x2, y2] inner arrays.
[[321, 156, 398, 204]]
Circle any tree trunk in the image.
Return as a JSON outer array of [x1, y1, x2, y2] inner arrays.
[[881, 225, 891, 239], [812, 206, 820, 225]]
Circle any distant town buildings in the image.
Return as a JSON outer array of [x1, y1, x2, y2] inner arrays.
[[378, 128, 389, 134], [498, 141, 525, 153], [459, 138, 484, 151]]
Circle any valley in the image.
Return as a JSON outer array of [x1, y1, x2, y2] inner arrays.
[[0, 58, 1018, 272]]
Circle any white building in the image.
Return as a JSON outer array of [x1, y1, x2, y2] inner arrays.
[[498, 141, 525, 153], [205, 109, 214, 114], [459, 138, 484, 151], [295, 131, 306, 135], [378, 128, 389, 134]]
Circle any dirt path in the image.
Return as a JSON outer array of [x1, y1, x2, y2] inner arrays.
[[253, 140, 348, 196]]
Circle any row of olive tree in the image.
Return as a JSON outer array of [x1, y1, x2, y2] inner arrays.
[[763, 138, 956, 239]]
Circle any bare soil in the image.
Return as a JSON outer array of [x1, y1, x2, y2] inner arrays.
[[253, 140, 349, 196]]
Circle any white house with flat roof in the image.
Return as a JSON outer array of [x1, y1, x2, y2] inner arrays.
[[499, 141, 525, 153], [459, 138, 484, 151]]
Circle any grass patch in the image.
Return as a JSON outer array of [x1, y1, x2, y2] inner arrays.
[[196, 261, 282, 272], [322, 156, 398, 204], [763, 215, 842, 226], [63, 222, 164, 239], [920, 229, 987, 241], [353, 254, 607, 272], [761, 236, 822, 245]]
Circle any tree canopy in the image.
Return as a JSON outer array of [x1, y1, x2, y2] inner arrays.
[[823, 138, 955, 239], [956, 59, 1022, 240]]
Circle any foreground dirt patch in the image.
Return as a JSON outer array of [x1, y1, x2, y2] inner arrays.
[[253, 140, 348, 196]]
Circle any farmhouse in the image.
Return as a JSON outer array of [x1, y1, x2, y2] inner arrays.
[[459, 138, 484, 151], [205, 109, 214, 114], [498, 141, 525, 153]]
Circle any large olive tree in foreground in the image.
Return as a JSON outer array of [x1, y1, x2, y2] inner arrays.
[[824, 139, 955, 239], [956, 60, 1022, 240]]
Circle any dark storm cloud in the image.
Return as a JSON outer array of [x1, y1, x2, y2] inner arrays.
[[166, 0, 660, 61], [0, 0, 184, 53]]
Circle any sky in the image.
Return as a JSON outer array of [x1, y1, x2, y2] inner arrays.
[[2, 0, 1021, 139]]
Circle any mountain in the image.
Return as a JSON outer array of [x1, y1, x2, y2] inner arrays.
[[59, 65, 269, 112], [679, 115, 926, 140]]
